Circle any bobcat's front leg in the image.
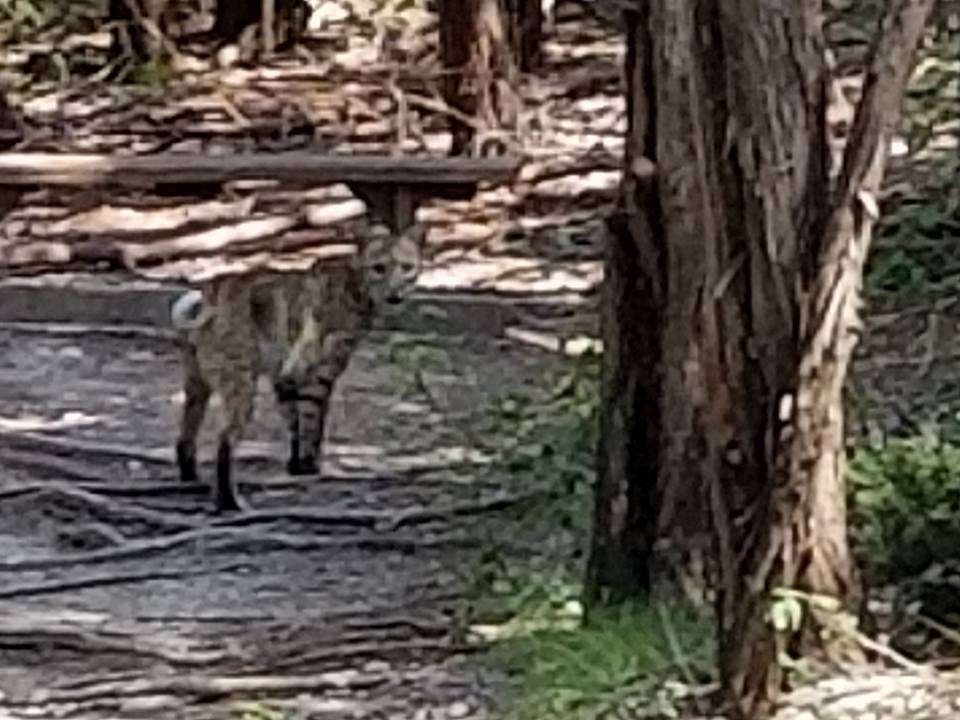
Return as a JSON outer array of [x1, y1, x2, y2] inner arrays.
[[276, 378, 332, 476], [276, 328, 357, 476], [298, 330, 360, 475], [293, 380, 334, 476]]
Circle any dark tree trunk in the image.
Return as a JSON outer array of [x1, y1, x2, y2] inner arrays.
[[438, 0, 475, 155], [438, 0, 519, 156], [108, 0, 169, 60], [0, 93, 22, 152], [506, 0, 543, 71], [0, 92, 25, 220], [585, 8, 662, 609], [590, 0, 936, 716], [213, 0, 262, 43], [212, 0, 307, 50]]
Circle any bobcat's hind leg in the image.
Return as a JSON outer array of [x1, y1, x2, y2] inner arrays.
[[176, 346, 211, 484], [214, 373, 256, 513]]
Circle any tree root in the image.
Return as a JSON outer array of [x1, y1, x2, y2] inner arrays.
[[0, 481, 201, 533], [0, 613, 232, 667], [0, 564, 245, 600], [17, 669, 393, 706], [0, 525, 475, 574]]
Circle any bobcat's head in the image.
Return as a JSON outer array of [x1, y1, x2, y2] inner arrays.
[[361, 223, 425, 307]]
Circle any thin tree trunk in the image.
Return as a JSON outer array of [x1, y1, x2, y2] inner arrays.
[[507, 0, 543, 71], [213, 0, 261, 43], [585, 214, 658, 607], [211, 0, 305, 51], [585, 8, 662, 609], [438, 0, 475, 155], [108, 0, 169, 60], [0, 92, 25, 220], [261, 0, 276, 55], [438, 0, 519, 156]]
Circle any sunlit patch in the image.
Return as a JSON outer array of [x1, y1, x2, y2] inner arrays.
[[330, 443, 494, 475], [501, 328, 602, 358], [470, 599, 583, 642], [0, 410, 101, 432], [417, 255, 600, 293], [390, 401, 432, 415]]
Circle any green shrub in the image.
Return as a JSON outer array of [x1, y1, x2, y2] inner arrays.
[[848, 437, 960, 582]]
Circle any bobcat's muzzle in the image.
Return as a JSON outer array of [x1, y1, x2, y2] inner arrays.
[[274, 376, 334, 403], [274, 377, 300, 402]]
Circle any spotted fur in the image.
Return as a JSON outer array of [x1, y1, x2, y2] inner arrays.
[[172, 223, 425, 512]]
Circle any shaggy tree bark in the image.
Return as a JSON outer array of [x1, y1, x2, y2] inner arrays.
[[589, 0, 936, 716], [438, 0, 520, 155]]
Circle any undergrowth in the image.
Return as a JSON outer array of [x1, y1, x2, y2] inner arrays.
[[464, 350, 718, 719], [462, 341, 960, 716], [486, 601, 713, 720], [383, 329, 960, 716], [848, 436, 960, 584], [864, 15, 960, 305], [468, 347, 599, 627]]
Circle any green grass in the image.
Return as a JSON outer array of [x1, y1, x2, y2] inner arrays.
[[486, 601, 713, 720]]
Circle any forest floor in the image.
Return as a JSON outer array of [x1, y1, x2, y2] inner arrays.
[[0, 5, 608, 718], [0, 320, 570, 720], [0, 1, 959, 719]]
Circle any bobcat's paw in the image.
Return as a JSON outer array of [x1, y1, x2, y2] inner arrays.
[[214, 490, 245, 514], [176, 441, 199, 484], [287, 455, 320, 476]]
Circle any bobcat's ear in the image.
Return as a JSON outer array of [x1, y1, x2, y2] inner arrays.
[[404, 224, 426, 247], [367, 222, 392, 241]]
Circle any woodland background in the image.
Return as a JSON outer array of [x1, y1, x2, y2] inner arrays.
[[0, 1, 957, 719]]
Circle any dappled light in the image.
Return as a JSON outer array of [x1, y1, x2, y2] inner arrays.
[[0, 410, 102, 433], [0, 0, 958, 718]]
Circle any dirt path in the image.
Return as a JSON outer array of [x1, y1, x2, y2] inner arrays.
[[0, 323, 565, 719]]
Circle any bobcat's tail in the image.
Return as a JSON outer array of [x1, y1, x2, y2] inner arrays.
[[170, 289, 208, 331]]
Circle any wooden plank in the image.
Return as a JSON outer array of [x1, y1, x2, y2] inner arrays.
[[0, 152, 520, 188]]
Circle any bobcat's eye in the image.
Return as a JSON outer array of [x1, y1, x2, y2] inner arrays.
[[401, 263, 416, 273], [372, 262, 388, 274]]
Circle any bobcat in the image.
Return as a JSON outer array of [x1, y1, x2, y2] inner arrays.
[[170, 222, 425, 512]]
